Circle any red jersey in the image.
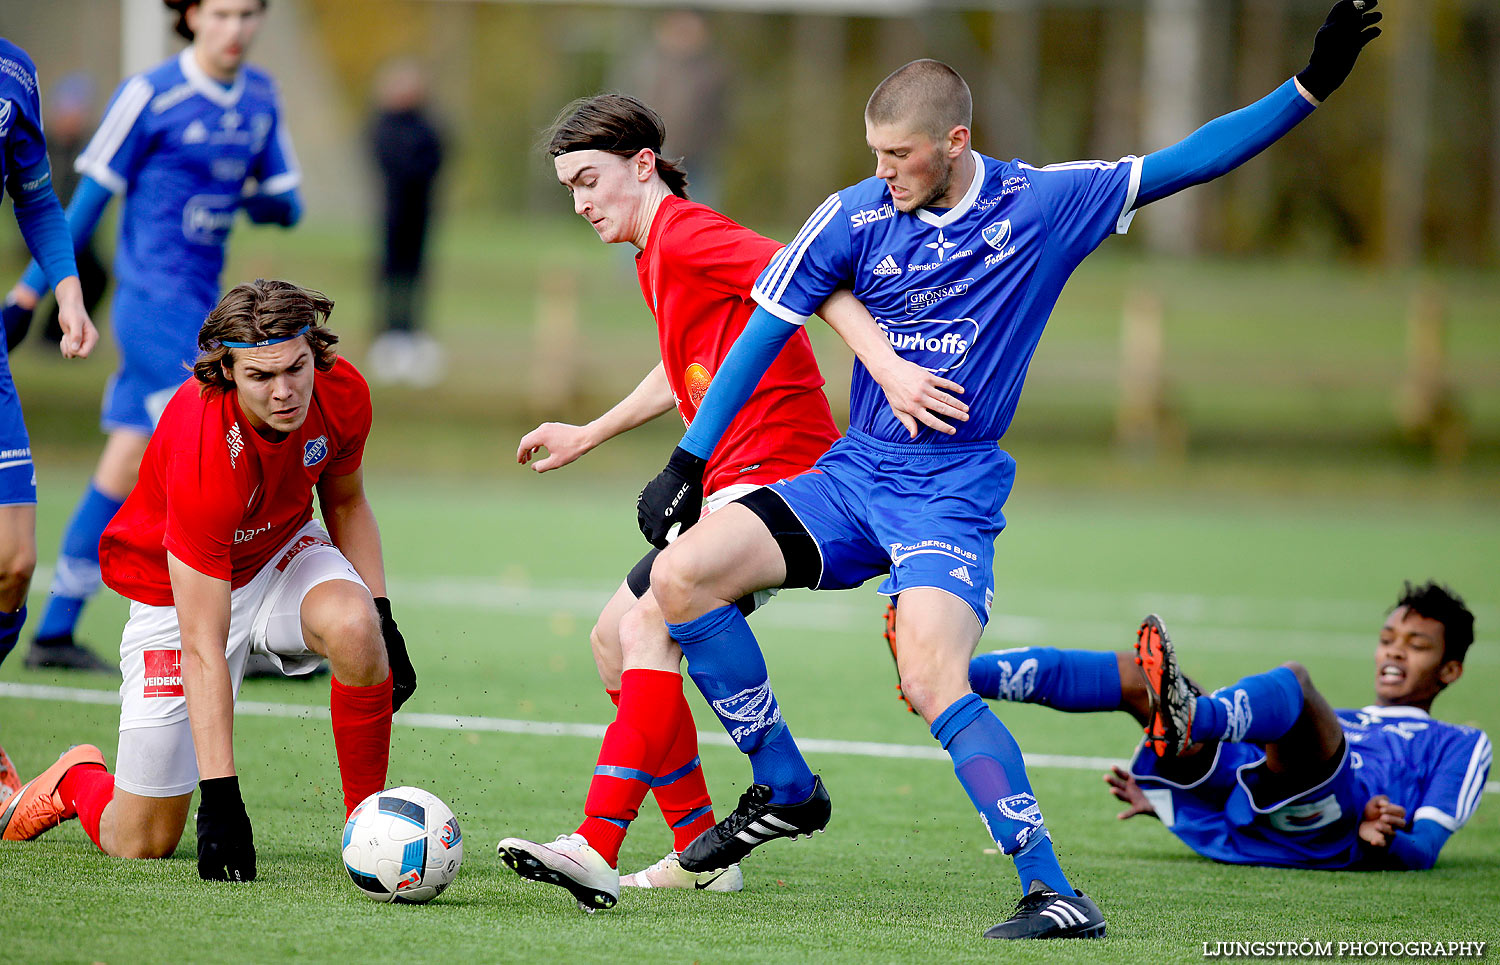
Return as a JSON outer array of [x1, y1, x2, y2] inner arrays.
[[637, 195, 839, 494], [101, 358, 373, 606]]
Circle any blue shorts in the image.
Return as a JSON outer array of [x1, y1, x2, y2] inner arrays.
[[0, 339, 36, 505], [759, 429, 1015, 626], [1129, 739, 1367, 869], [102, 288, 208, 434]]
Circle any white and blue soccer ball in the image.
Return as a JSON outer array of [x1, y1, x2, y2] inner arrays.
[[342, 786, 463, 904]]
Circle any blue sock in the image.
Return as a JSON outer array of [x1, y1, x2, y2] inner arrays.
[[668, 604, 816, 805], [0, 605, 26, 668], [38, 483, 123, 640], [969, 647, 1121, 712], [932, 693, 1074, 896], [1190, 666, 1304, 743]]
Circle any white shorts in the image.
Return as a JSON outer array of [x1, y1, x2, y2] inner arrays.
[[114, 520, 368, 797]]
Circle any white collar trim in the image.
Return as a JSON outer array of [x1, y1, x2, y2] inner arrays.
[[916, 151, 984, 228], [179, 47, 244, 109], [1358, 704, 1431, 719]]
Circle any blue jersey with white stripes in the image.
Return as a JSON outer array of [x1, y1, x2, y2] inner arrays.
[[1339, 705, 1491, 837], [752, 151, 1141, 445], [76, 48, 299, 314]]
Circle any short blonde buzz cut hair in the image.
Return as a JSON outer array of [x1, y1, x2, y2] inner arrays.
[[865, 59, 973, 142]]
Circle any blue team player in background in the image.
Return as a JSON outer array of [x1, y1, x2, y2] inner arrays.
[[3, 0, 301, 671], [983, 583, 1489, 872], [631, 0, 1384, 941], [0, 35, 99, 796]]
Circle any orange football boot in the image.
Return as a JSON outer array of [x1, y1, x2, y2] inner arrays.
[[0, 744, 21, 804], [0, 744, 106, 841], [883, 601, 920, 716]]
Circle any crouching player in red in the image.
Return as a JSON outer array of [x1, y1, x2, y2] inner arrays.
[[0, 279, 416, 881]]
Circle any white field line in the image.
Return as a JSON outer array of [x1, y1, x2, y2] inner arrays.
[[1, 682, 1494, 796]]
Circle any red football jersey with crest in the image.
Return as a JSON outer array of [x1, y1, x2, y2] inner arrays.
[[636, 195, 839, 495], [101, 357, 372, 606]]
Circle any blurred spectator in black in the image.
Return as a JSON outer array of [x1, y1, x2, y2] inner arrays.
[[368, 59, 444, 387], [41, 73, 108, 347]]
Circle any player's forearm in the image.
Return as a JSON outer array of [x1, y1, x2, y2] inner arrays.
[[168, 555, 237, 779], [680, 305, 799, 460], [1373, 820, 1450, 871], [324, 497, 388, 598], [17, 175, 112, 298], [9, 161, 78, 293], [586, 363, 675, 447], [816, 289, 900, 382], [1136, 78, 1316, 208]]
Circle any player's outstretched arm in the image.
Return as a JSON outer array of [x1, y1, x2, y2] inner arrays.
[[1104, 765, 1159, 821], [518, 363, 674, 473], [1135, 0, 1380, 208], [167, 552, 256, 881], [816, 290, 968, 438], [637, 305, 798, 546]]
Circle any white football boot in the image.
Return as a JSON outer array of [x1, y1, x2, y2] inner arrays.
[[620, 851, 744, 892], [497, 833, 619, 911]]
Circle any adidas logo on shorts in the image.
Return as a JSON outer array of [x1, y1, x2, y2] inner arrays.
[[949, 565, 973, 586], [873, 255, 902, 277]]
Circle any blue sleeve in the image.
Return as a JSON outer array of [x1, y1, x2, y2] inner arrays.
[[1381, 820, 1452, 871], [1409, 729, 1492, 834], [10, 160, 77, 290], [249, 84, 301, 198], [1023, 156, 1142, 263], [1137, 78, 1317, 208], [18, 175, 112, 297], [750, 193, 854, 324], [679, 305, 801, 460], [74, 74, 155, 195]]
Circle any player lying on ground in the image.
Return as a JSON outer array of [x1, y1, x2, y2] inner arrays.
[[3, 0, 302, 673], [633, 0, 1382, 941], [0, 36, 99, 804], [499, 94, 967, 909], [0, 280, 416, 883], [0, 37, 99, 679], [958, 581, 1489, 870]]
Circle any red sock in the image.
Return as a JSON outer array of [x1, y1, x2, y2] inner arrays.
[[330, 672, 393, 817], [577, 668, 685, 867], [651, 698, 717, 852], [606, 689, 621, 707], [58, 763, 114, 849]]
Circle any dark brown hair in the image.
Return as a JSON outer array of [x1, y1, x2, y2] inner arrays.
[[866, 59, 973, 142], [163, 0, 268, 42], [545, 94, 690, 199], [1397, 581, 1476, 665], [194, 279, 338, 392]]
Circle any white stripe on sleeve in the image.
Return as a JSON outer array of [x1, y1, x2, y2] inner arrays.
[[74, 76, 152, 195]]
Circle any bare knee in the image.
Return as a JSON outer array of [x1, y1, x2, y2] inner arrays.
[[304, 587, 387, 686], [111, 829, 183, 860], [648, 550, 702, 624], [1280, 661, 1314, 694], [618, 593, 679, 671], [590, 618, 622, 691]]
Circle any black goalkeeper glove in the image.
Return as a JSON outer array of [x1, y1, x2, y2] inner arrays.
[[636, 446, 708, 549], [374, 596, 416, 713], [1296, 0, 1382, 103], [196, 775, 256, 882], [2, 297, 35, 352]]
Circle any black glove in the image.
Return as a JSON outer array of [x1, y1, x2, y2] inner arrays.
[[636, 446, 708, 549], [2, 298, 35, 352], [196, 775, 256, 882], [1296, 0, 1382, 103], [374, 596, 416, 713]]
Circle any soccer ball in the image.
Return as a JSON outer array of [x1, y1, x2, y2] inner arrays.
[[341, 786, 463, 903]]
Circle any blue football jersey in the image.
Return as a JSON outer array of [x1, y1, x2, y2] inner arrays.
[[0, 39, 50, 208], [1338, 705, 1492, 835], [753, 151, 1141, 445], [74, 48, 299, 314]]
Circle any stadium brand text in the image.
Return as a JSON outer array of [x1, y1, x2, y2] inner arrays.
[[850, 203, 895, 228]]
